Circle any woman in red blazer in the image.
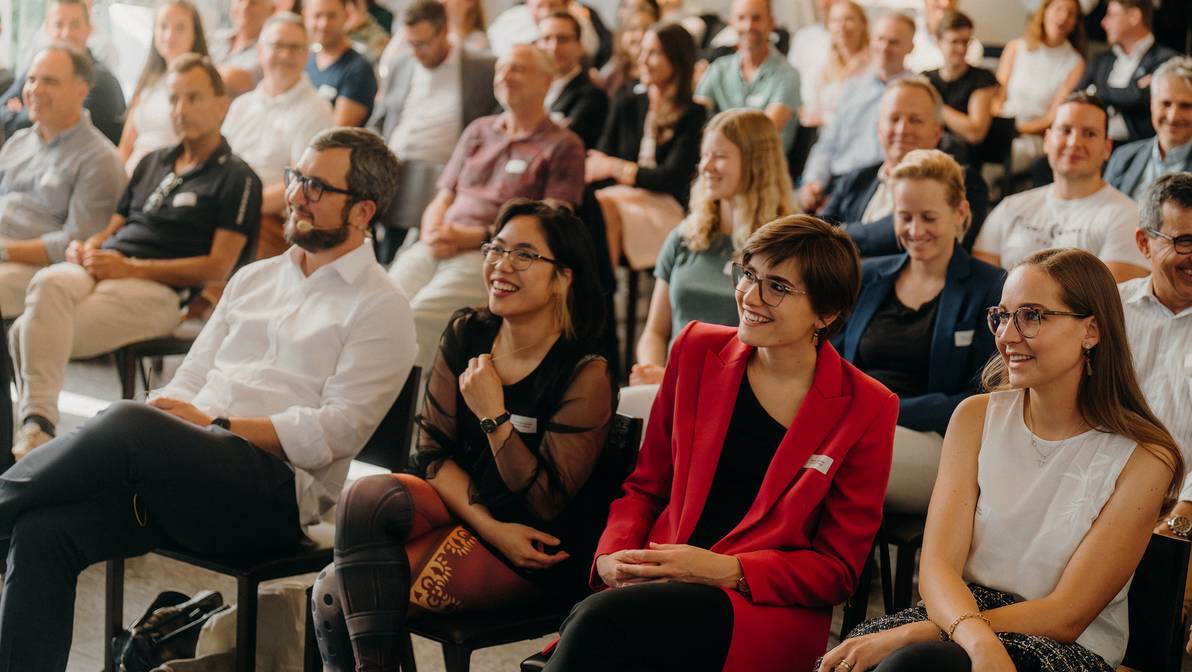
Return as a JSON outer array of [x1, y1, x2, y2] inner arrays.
[[544, 215, 899, 672]]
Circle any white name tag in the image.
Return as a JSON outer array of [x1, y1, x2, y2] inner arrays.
[[510, 414, 538, 434], [954, 330, 974, 347], [803, 454, 833, 475], [504, 158, 528, 175], [172, 192, 198, 208], [746, 93, 767, 108], [317, 83, 339, 100], [549, 110, 567, 125]]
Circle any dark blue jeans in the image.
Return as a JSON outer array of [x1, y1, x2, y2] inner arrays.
[[0, 401, 302, 672]]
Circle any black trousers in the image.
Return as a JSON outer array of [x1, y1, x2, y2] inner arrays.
[[0, 401, 302, 672], [876, 641, 972, 671], [544, 581, 734, 672]]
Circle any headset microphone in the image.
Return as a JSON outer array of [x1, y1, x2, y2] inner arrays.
[[294, 218, 373, 237]]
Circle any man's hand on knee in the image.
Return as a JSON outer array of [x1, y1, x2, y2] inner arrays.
[[148, 396, 212, 427]]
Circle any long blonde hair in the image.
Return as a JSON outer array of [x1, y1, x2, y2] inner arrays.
[[679, 109, 794, 253], [822, 0, 869, 84], [1024, 0, 1086, 56]]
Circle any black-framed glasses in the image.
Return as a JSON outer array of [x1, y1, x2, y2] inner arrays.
[[481, 243, 561, 271], [731, 262, 808, 307], [143, 171, 183, 213], [283, 168, 359, 203], [986, 306, 1091, 339], [1147, 229, 1192, 255]]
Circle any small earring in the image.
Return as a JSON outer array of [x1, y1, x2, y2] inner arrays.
[[1082, 345, 1093, 376], [812, 326, 825, 347]]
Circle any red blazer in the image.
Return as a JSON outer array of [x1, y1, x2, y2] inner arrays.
[[593, 322, 897, 671]]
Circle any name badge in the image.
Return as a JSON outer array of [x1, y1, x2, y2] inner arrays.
[[172, 192, 198, 208], [745, 93, 767, 108], [549, 110, 567, 125], [722, 260, 734, 276], [504, 158, 528, 175], [510, 414, 538, 434], [317, 83, 339, 100], [803, 454, 833, 475], [954, 330, 974, 347]]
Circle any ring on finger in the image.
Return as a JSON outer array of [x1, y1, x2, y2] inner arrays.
[[837, 661, 854, 672]]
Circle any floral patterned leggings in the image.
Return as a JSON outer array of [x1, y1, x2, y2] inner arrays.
[[311, 473, 542, 671]]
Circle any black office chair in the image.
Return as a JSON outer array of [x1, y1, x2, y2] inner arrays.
[[1121, 533, 1190, 672], [103, 366, 421, 672], [875, 512, 927, 614]]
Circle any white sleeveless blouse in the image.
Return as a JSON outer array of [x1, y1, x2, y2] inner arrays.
[[963, 390, 1136, 667]]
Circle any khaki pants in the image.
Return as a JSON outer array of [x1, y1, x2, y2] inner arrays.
[[10, 262, 181, 426], [0, 262, 41, 319], [884, 426, 945, 515], [389, 243, 487, 369]]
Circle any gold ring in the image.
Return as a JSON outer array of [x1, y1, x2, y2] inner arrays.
[[837, 662, 854, 672]]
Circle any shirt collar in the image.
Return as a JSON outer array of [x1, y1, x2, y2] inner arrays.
[[34, 109, 92, 148], [1124, 276, 1192, 318], [493, 113, 555, 139], [1155, 135, 1192, 167], [286, 240, 378, 285], [1112, 32, 1154, 62], [164, 136, 234, 176], [260, 75, 317, 105]]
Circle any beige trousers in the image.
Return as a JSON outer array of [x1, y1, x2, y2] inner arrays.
[[0, 262, 41, 319], [389, 244, 488, 369], [10, 262, 181, 426], [884, 425, 945, 515]]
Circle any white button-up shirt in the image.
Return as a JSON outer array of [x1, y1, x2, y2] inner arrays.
[[1119, 276, 1192, 500], [154, 243, 417, 529], [1106, 33, 1155, 141], [223, 76, 335, 187]]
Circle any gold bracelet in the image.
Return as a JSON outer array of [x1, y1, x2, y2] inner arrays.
[[946, 612, 991, 640]]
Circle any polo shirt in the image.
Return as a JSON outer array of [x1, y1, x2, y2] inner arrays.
[[696, 49, 802, 151], [223, 77, 334, 186], [305, 47, 377, 117], [107, 138, 262, 265]]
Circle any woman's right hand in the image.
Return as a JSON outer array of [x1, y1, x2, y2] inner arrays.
[[817, 622, 938, 672], [482, 521, 569, 570], [629, 363, 664, 386], [595, 549, 652, 588], [965, 636, 1016, 672]]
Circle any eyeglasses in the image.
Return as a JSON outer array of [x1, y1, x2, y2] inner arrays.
[[144, 172, 183, 213], [1147, 229, 1192, 255], [731, 262, 807, 307], [283, 168, 359, 203], [264, 40, 308, 54], [481, 243, 561, 271], [986, 306, 1091, 339]]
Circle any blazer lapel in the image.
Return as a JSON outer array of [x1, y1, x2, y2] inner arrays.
[[1122, 141, 1151, 196], [843, 257, 903, 360], [928, 245, 971, 390]]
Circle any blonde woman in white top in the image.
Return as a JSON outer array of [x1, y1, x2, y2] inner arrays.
[[820, 248, 1183, 672], [800, 0, 869, 128]]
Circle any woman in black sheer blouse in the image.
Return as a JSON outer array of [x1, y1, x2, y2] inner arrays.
[[311, 200, 614, 671]]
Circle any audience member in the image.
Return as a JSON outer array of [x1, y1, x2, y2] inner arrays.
[[695, 0, 801, 152], [0, 0, 126, 145], [446, 0, 490, 52], [974, 94, 1147, 282], [1076, 0, 1178, 143], [390, 44, 585, 369], [346, 0, 391, 67], [0, 16, 11, 96], [799, 13, 914, 213], [836, 149, 1004, 514], [312, 199, 612, 671], [924, 11, 997, 153], [820, 76, 990, 257], [305, 0, 378, 127], [799, 0, 869, 128], [0, 43, 126, 320], [539, 11, 609, 148], [9, 55, 261, 458], [0, 127, 414, 670], [821, 247, 1183, 672], [630, 109, 793, 386], [994, 0, 1086, 174], [905, 0, 983, 74], [656, 0, 711, 49], [587, 23, 705, 270], [488, 0, 599, 61], [544, 216, 897, 672], [595, 0, 655, 98], [209, 0, 271, 97], [223, 12, 334, 260], [787, 0, 832, 114], [118, 0, 209, 173], [1105, 57, 1192, 199]]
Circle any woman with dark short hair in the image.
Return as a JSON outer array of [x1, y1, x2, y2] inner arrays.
[[543, 215, 898, 672], [312, 199, 615, 671]]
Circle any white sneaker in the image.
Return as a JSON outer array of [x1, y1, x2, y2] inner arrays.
[[12, 424, 52, 461]]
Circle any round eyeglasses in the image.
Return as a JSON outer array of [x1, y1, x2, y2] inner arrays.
[[986, 306, 1091, 339], [481, 243, 561, 271], [283, 168, 360, 203], [731, 262, 808, 307]]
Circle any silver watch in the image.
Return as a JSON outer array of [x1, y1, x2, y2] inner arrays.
[[1167, 515, 1192, 540]]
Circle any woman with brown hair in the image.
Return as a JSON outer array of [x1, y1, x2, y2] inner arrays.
[[821, 248, 1183, 672], [585, 22, 706, 271], [800, 0, 869, 128], [596, 0, 657, 98]]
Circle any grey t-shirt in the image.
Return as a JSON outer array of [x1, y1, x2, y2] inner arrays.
[[654, 227, 740, 346]]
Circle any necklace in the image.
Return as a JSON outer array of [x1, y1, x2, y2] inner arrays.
[[1025, 394, 1083, 467], [490, 329, 560, 363]]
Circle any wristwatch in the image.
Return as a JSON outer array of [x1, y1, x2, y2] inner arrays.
[[1168, 515, 1192, 540], [479, 411, 511, 434], [210, 416, 232, 431]]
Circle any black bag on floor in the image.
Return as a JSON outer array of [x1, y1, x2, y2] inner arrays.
[[111, 589, 229, 672]]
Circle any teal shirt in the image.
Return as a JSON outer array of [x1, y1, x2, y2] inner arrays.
[[695, 49, 802, 151], [654, 227, 739, 346]]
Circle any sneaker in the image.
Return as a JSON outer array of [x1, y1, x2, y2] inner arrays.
[[12, 423, 52, 461]]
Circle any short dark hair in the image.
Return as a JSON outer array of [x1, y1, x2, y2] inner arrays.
[[49, 0, 90, 24], [1110, 0, 1153, 28], [740, 215, 861, 339], [167, 52, 225, 97], [1058, 90, 1108, 135], [403, 0, 447, 32], [1140, 172, 1192, 235], [492, 199, 606, 341], [32, 40, 94, 86], [935, 10, 973, 39], [309, 128, 401, 217], [541, 10, 582, 40]]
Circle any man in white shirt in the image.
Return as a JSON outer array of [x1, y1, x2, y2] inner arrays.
[[973, 93, 1149, 282], [224, 12, 335, 259], [0, 128, 415, 670], [539, 10, 607, 149]]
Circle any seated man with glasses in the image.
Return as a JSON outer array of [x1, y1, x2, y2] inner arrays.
[[8, 54, 261, 459]]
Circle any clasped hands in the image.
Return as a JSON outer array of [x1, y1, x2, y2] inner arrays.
[[66, 236, 135, 280], [421, 220, 486, 259], [596, 543, 741, 590]]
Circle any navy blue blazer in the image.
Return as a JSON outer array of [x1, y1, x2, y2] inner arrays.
[[1104, 136, 1192, 198], [833, 244, 1006, 435], [819, 162, 990, 257]]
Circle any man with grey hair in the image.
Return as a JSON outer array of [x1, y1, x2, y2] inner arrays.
[[389, 43, 585, 368], [0, 42, 126, 319], [1105, 57, 1192, 200], [0, 127, 415, 669], [820, 75, 989, 256]]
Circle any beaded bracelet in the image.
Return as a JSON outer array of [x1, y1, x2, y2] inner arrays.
[[946, 612, 991, 640]]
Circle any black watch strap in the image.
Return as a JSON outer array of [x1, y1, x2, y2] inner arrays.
[[480, 411, 511, 434], [210, 416, 231, 430]]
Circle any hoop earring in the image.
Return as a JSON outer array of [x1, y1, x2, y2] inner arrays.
[[1082, 345, 1094, 376]]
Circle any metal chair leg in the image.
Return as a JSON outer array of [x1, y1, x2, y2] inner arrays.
[[235, 578, 258, 672], [894, 543, 919, 611], [442, 643, 472, 672], [623, 267, 639, 380], [402, 632, 418, 672], [104, 559, 125, 672]]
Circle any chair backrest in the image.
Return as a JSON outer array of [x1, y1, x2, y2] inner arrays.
[[1121, 532, 1190, 672], [616, 384, 658, 448], [787, 124, 820, 184], [353, 367, 422, 472]]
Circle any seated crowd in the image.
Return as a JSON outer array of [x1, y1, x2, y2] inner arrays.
[[0, 0, 1187, 670]]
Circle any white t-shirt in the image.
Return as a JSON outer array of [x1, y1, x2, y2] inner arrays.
[[974, 183, 1147, 271], [387, 44, 465, 166], [223, 77, 335, 187]]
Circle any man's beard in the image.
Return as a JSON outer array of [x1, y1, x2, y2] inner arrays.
[[284, 205, 352, 252]]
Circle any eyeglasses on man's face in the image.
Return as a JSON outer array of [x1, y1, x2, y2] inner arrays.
[[985, 306, 1091, 339], [481, 243, 561, 271], [1147, 229, 1192, 255], [731, 262, 807, 307], [283, 168, 359, 203]]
